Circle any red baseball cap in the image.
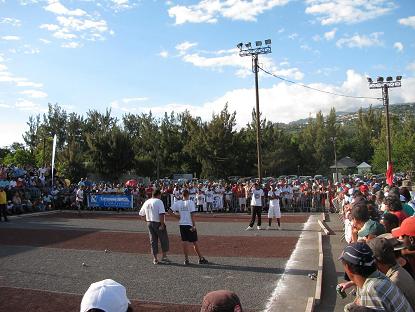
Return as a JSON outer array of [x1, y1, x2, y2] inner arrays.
[[392, 217, 415, 237], [359, 185, 369, 193]]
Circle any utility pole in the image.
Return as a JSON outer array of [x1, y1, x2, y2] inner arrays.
[[367, 76, 402, 173], [237, 39, 272, 183], [331, 137, 338, 182]]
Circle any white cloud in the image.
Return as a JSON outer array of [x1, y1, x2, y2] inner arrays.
[[0, 103, 11, 108], [20, 89, 48, 98], [40, 2, 112, 47], [110, 0, 138, 11], [176, 41, 198, 52], [0, 122, 27, 147], [40, 23, 60, 31], [305, 0, 396, 25], [16, 81, 43, 88], [2, 36, 20, 41], [0, 17, 21, 27], [336, 32, 383, 48], [399, 16, 415, 28], [22, 44, 40, 54], [39, 38, 52, 44], [61, 41, 82, 48], [324, 28, 337, 40], [159, 50, 169, 58], [168, 0, 290, 25], [112, 71, 414, 128], [15, 99, 37, 108], [0, 64, 7, 71], [394, 42, 403, 53], [44, 1, 86, 16], [178, 47, 304, 80]]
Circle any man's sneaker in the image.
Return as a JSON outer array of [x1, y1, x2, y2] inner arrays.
[[153, 259, 159, 265], [266, 225, 271, 230], [184, 259, 190, 265], [161, 257, 171, 263], [277, 225, 281, 231], [198, 257, 209, 264], [257, 226, 262, 230], [245, 226, 254, 231]]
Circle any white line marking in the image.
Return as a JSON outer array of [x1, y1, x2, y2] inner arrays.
[[263, 215, 314, 312]]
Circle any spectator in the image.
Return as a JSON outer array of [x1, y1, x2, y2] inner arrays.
[[200, 290, 242, 312], [392, 217, 415, 279], [340, 242, 413, 312], [0, 186, 8, 222], [383, 196, 408, 224], [80, 279, 133, 312], [367, 236, 415, 309], [380, 213, 400, 233]]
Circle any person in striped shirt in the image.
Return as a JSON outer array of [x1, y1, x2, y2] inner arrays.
[[339, 242, 413, 312]]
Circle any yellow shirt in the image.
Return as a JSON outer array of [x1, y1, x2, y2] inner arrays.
[[0, 190, 6, 205]]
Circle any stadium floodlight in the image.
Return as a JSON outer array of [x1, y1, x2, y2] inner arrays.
[[367, 74, 402, 183], [236, 38, 272, 182]]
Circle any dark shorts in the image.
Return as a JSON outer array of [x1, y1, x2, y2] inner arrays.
[[180, 225, 198, 242]]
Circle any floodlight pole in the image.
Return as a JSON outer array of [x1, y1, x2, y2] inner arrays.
[[237, 40, 272, 183], [253, 54, 262, 183], [368, 76, 402, 171]]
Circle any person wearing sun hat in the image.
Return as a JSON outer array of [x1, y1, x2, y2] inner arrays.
[[339, 242, 413, 312], [80, 279, 133, 312]]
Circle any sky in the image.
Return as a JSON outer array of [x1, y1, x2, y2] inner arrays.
[[0, 0, 415, 147]]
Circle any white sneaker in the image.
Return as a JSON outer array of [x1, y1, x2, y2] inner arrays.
[[277, 225, 281, 230], [266, 226, 271, 230], [245, 226, 254, 231], [257, 226, 262, 230]]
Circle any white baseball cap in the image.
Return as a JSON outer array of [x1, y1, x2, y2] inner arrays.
[[80, 279, 130, 312]]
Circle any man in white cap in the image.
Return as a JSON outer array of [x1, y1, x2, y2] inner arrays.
[[80, 279, 133, 312]]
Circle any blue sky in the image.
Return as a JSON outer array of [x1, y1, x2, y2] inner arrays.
[[1, 0, 415, 147]]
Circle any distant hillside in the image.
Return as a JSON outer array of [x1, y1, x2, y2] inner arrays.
[[284, 102, 415, 131]]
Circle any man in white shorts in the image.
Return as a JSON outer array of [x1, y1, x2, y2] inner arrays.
[[267, 184, 282, 230], [169, 189, 208, 265]]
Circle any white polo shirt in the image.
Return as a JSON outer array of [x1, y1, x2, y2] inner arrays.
[[139, 198, 165, 222], [171, 199, 196, 226]]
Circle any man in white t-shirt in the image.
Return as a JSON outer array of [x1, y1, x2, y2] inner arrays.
[[169, 189, 208, 265], [267, 184, 282, 230], [139, 189, 170, 265], [246, 183, 264, 230]]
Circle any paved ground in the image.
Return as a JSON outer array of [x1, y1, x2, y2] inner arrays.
[[316, 213, 348, 312], [0, 211, 320, 312]]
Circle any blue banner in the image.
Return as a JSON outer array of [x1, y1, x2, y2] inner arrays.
[[88, 194, 133, 209]]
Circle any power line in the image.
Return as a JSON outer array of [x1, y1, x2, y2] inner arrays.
[[258, 65, 382, 101]]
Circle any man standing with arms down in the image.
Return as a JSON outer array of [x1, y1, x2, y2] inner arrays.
[[246, 182, 264, 230], [169, 189, 208, 265], [139, 189, 170, 265]]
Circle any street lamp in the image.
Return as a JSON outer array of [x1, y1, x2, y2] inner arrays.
[[367, 75, 402, 181], [237, 39, 272, 182], [330, 137, 338, 182]]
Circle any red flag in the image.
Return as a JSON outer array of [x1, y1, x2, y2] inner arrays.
[[386, 162, 394, 186]]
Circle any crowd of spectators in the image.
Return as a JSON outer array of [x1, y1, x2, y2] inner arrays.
[[335, 178, 415, 311]]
